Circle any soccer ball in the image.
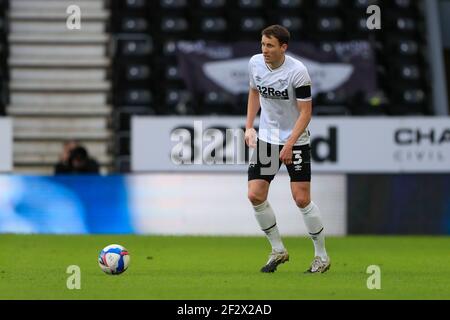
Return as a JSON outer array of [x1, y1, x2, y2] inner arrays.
[[98, 244, 130, 275]]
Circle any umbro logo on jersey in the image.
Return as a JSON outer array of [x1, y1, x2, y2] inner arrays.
[[255, 76, 262, 82], [278, 79, 288, 86], [256, 85, 289, 100]]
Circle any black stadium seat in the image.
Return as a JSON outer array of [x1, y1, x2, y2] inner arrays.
[[121, 89, 154, 106], [110, 0, 431, 171], [159, 0, 188, 11], [198, 0, 226, 10], [122, 0, 148, 11], [119, 17, 150, 33], [274, 0, 305, 10]]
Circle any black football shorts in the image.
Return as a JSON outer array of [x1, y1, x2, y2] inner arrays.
[[248, 139, 311, 183]]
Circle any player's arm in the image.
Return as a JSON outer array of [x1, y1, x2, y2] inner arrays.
[[280, 86, 312, 165], [286, 99, 312, 147], [245, 87, 260, 148]]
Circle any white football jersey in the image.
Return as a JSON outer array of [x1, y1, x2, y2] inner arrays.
[[248, 54, 312, 146]]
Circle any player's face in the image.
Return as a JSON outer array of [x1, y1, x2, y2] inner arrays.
[[261, 35, 287, 65]]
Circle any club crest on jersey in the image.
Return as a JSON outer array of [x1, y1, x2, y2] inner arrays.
[[256, 85, 289, 100]]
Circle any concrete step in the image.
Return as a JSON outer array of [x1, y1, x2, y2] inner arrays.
[[9, 56, 110, 68], [9, 33, 110, 44], [10, 10, 109, 21], [7, 105, 112, 116], [11, 92, 108, 105], [14, 129, 112, 140], [11, 21, 106, 33], [15, 140, 110, 157], [13, 165, 112, 175], [11, 68, 107, 81], [10, 80, 111, 92], [13, 165, 58, 175], [14, 153, 112, 165], [11, 44, 106, 57], [11, 0, 104, 10], [14, 117, 109, 131], [9, 0, 113, 175]]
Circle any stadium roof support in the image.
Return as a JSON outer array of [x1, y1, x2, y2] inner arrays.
[[424, 0, 449, 115]]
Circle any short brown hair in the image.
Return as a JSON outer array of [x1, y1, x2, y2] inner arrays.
[[261, 25, 290, 46]]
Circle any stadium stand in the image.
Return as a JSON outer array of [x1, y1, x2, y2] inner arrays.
[[0, 0, 8, 116], [111, 0, 431, 172], [6, 0, 113, 174]]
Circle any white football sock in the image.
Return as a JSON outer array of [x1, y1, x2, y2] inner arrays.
[[253, 201, 286, 252], [299, 201, 328, 261]]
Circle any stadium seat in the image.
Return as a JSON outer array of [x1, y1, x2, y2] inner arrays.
[[190, 12, 229, 39], [115, 35, 154, 58], [109, 0, 430, 119], [388, 83, 427, 115], [162, 39, 178, 58], [165, 88, 190, 107], [159, 16, 190, 35], [315, 0, 341, 10], [164, 64, 183, 83], [229, 16, 266, 39], [272, 15, 305, 34], [121, 0, 149, 11], [126, 64, 152, 82], [119, 17, 150, 33], [274, 0, 306, 10], [315, 91, 348, 106], [311, 15, 344, 41], [313, 105, 350, 116], [113, 63, 153, 89], [241, 17, 266, 32], [398, 40, 420, 58], [200, 16, 228, 34], [386, 0, 416, 12], [117, 89, 154, 106], [237, 0, 264, 10], [398, 88, 426, 105], [349, 0, 380, 9], [200, 91, 234, 115], [390, 63, 424, 84], [159, 0, 188, 10], [197, 0, 226, 10], [163, 89, 196, 115]]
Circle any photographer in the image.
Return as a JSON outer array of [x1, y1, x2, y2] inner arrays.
[[54, 145, 100, 174]]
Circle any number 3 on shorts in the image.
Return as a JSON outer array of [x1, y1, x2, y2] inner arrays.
[[293, 150, 302, 165]]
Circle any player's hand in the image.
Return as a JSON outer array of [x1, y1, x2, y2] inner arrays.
[[245, 128, 257, 148], [280, 144, 293, 165]]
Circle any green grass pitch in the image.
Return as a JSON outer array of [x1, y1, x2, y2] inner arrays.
[[1, 235, 449, 300]]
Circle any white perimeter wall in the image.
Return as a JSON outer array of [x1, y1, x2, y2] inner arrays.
[[128, 173, 346, 236]]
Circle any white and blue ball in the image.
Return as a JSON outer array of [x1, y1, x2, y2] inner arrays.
[[98, 244, 130, 275]]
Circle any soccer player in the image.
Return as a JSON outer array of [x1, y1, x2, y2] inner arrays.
[[245, 25, 331, 274]]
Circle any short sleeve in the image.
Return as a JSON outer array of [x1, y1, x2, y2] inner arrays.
[[293, 65, 312, 88], [248, 60, 257, 89]]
